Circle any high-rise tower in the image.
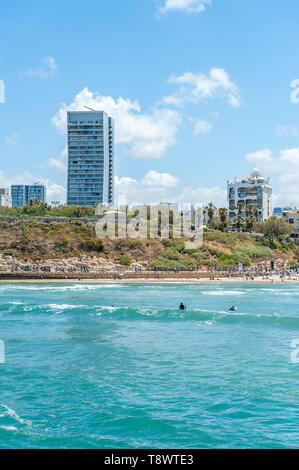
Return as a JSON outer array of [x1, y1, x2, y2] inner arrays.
[[67, 111, 114, 206]]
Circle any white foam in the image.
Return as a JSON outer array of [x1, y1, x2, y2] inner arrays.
[[0, 284, 128, 292], [0, 404, 32, 426], [47, 304, 84, 311], [0, 425, 18, 432], [204, 290, 246, 296]]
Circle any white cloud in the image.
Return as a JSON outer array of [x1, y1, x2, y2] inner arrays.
[[246, 149, 273, 165], [19, 56, 58, 79], [0, 171, 66, 204], [194, 119, 212, 136], [4, 133, 20, 146], [245, 147, 299, 206], [276, 125, 299, 137], [115, 170, 225, 207], [115, 171, 179, 206], [177, 185, 226, 207], [52, 87, 181, 159], [141, 170, 179, 187], [290, 79, 299, 104], [47, 146, 68, 172], [46, 182, 66, 203], [159, 0, 211, 14], [164, 68, 241, 108]]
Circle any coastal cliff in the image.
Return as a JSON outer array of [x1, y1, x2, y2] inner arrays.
[[0, 218, 298, 274]]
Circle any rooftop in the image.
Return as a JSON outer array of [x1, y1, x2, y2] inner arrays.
[[227, 170, 270, 186]]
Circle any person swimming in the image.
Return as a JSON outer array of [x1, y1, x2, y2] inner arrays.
[[179, 302, 187, 311], [229, 306, 237, 312]]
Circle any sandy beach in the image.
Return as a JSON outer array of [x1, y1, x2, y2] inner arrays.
[[0, 276, 298, 284]]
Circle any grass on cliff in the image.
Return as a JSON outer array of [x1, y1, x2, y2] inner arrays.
[[0, 219, 298, 269], [150, 231, 297, 270]]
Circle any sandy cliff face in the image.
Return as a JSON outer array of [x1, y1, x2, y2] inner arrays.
[[0, 219, 164, 271], [0, 218, 297, 273]]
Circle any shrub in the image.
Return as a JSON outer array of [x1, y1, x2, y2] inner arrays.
[[233, 245, 272, 260], [120, 255, 132, 266], [218, 252, 250, 269], [163, 247, 182, 261], [94, 240, 104, 252], [130, 239, 142, 248], [204, 231, 251, 246], [255, 217, 292, 239], [3, 248, 17, 257], [162, 239, 185, 252], [80, 239, 95, 251]]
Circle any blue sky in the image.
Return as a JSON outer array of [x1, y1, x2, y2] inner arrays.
[[1, 0, 299, 207]]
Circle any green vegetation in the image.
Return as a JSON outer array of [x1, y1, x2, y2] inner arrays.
[[0, 213, 298, 271], [130, 239, 143, 248], [80, 239, 104, 252], [255, 216, 292, 239], [3, 248, 17, 257], [150, 228, 296, 270], [120, 255, 132, 266], [0, 200, 97, 218]]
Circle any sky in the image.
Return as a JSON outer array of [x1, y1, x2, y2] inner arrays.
[[1, 0, 299, 208]]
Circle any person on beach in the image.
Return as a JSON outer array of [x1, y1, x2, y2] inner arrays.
[[179, 303, 187, 311]]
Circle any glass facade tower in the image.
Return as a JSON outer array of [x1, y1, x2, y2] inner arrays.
[[11, 185, 46, 207], [67, 111, 114, 207]]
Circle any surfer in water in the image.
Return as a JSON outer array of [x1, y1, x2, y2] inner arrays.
[[229, 306, 237, 312], [179, 302, 187, 311]]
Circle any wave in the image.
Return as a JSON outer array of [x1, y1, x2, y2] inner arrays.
[[1, 300, 299, 328], [204, 290, 246, 296], [0, 405, 32, 427], [89, 306, 299, 328], [0, 284, 128, 292], [0, 425, 18, 432]]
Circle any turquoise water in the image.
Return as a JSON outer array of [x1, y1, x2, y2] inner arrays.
[[0, 282, 299, 449]]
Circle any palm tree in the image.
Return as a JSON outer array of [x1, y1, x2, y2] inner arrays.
[[245, 204, 255, 232], [235, 203, 244, 232], [219, 208, 228, 226], [207, 202, 215, 225]]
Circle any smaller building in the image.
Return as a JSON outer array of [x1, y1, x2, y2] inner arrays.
[[227, 171, 272, 224], [282, 210, 299, 239], [273, 207, 282, 217], [0, 188, 11, 207], [11, 184, 46, 207], [27, 185, 46, 203]]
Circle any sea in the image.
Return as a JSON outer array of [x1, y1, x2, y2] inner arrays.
[[0, 282, 298, 449]]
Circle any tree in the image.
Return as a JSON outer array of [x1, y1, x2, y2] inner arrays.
[[207, 203, 216, 225], [235, 203, 244, 232], [218, 208, 229, 229], [245, 205, 255, 232], [255, 216, 292, 240]]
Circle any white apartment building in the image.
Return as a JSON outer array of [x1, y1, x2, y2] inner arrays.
[[0, 188, 11, 207], [227, 171, 272, 223]]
